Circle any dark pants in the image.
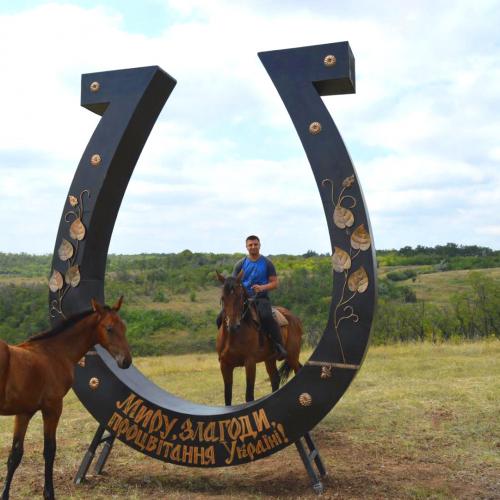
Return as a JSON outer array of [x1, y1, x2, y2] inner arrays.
[[216, 296, 284, 346], [254, 297, 283, 346]]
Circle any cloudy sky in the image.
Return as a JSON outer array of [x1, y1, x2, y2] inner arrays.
[[0, 0, 498, 255]]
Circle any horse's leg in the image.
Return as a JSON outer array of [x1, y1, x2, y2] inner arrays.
[[41, 400, 62, 500], [264, 358, 280, 392], [244, 362, 256, 402], [1, 413, 32, 500], [220, 362, 234, 406]]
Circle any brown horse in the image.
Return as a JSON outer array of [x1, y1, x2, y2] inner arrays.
[[216, 271, 303, 405], [0, 297, 131, 500]]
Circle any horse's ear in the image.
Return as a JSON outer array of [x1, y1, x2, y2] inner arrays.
[[91, 298, 105, 315], [236, 269, 244, 283], [215, 270, 225, 283], [113, 295, 124, 311]]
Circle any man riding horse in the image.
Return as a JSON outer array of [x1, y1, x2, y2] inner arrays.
[[217, 235, 288, 360]]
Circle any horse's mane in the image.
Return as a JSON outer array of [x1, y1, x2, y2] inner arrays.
[[223, 276, 247, 296], [27, 309, 100, 342], [223, 277, 237, 294]]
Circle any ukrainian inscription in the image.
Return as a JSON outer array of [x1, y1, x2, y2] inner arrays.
[[108, 393, 289, 466]]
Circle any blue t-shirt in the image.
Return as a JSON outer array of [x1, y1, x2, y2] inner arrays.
[[233, 256, 277, 298]]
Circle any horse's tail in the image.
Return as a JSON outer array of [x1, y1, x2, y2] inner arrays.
[[277, 361, 291, 386], [278, 360, 292, 387]]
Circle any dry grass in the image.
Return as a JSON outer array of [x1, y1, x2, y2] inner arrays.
[[135, 288, 220, 314], [0, 341, 498, 499], [408, 267, 500, 304], [377, 267, 500, 305], [0, 276, 46, 285]]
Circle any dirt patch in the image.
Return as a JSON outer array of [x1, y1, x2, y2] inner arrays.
[[426, 405, 454, 429], [39, 428, 497, 499]]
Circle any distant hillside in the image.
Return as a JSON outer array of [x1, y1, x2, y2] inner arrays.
[[0, 245, 499, 353]]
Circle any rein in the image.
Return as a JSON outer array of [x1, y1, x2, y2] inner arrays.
[[242, 297, 251, 321], [221, 284, 255, 328]]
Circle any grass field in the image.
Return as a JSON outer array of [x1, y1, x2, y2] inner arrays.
[[0, 341, 497, 499], [408, 267, 500, 305]]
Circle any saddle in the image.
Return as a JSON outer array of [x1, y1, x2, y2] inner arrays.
[[248, 302, 289, 328], [272, 307, 289, 327]]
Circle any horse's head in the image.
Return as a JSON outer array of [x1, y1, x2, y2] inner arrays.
[[91, 296, 132, 369], [216, 269, 246, 334]]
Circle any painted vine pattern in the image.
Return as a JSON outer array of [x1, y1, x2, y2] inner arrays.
[[321, 176, 371, 363], [49, 190, 90, 318]]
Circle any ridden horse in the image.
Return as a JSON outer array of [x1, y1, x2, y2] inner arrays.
[[216, 270, 303, 406], [0, 297, 131, 500]]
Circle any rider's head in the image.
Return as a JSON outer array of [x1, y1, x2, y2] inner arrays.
[[245, 235, 261, 258]]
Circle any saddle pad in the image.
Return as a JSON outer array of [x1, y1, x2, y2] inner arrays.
[[272, 307, 289, 327]]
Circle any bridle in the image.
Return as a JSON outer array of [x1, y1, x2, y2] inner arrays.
[[221, 281, 252, 330]]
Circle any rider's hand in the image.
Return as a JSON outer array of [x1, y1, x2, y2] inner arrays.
[[252, 284, 265, 293]]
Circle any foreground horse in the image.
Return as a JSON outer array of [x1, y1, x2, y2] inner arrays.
[[0, 297, 131, 500], [216, 271, 303, 405]]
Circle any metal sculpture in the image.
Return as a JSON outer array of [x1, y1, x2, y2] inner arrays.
[[48, 41, 376, 493]]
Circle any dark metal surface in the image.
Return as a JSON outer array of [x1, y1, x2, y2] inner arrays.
[[49, 66, 176, 319], [50, 42, 376, 468], [295, 432, 326, 494]]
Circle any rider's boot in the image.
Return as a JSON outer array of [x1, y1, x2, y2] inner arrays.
[[274, 341, 288, 361], [268, 324, 287, 361]]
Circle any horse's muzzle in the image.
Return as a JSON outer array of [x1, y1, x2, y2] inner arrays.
[[229, 323, 240, 335], [116, 354, 132, 369]]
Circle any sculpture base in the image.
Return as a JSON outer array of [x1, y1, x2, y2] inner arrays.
[[75, 425, 327, 494]]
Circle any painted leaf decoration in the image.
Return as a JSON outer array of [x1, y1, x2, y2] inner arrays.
[[332, 246, 352, 273], [58, 238, 74, 261], [342, 175, 355, 188], [68, 195, 78, 207], [70, 218, 86, 240], [351, 224, 371, 251], [49, 270, 64, 292], [348, 266, 369, 293], [334, 205, 354, 229], [65, 266, 81, 288]]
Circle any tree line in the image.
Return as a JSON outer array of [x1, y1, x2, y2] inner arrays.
[[0, 246, 499, 354]]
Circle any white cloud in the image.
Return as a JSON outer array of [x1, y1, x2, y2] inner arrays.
[[476, 225, 500, 236]]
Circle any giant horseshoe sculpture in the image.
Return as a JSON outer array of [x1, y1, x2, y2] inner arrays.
[[49, 42, 376, 482]]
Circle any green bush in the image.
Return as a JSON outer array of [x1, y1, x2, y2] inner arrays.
[[0, 283, 49, 344], [386, 269, 417, 281]]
